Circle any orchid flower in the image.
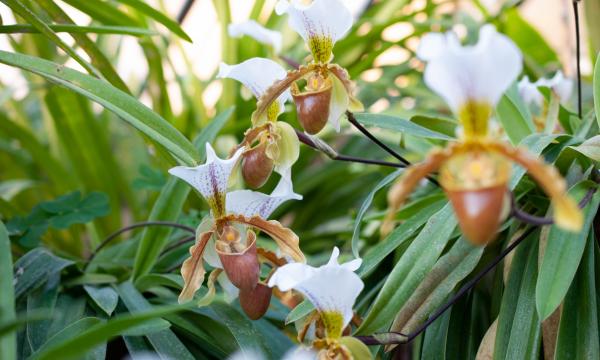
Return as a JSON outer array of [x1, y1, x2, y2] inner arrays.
[[518, 71, 573, 108], [384, 25, 582, 245], [228, 20, 283, 54], [218, 58, 300, 188], [169, 143, 304, 310], [269, 247, 366, 358], [251, 0, 363, 135]]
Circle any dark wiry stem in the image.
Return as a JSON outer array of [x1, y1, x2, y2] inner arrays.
[[161, 235, 196, 255], [573, 0, 582, 118], [177, 0, 196, 24], [296, 130, 406, 168], [85, 222, 195, 269], [511, 187, 596, 226]]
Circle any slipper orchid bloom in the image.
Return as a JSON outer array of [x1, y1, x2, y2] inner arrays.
[[218, 58, 300, 188], [384, 25, 582, 245], [252, 0, 363, 135], [228, 20, 283, 54], [269, 247, 365, 358], [169, 143, 304, 308], [518, 71, 573, 109]]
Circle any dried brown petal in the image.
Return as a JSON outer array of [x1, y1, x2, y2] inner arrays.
[[178, 230, 214, 303]]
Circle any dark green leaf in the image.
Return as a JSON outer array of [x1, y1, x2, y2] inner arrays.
[[84, 286, 119, 316], [13, 248, 73, 299], [0, 221, 16, 360], [354, 113, 453, 140]]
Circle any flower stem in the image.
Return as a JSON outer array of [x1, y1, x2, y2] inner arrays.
[[573, 0, 583, 119]]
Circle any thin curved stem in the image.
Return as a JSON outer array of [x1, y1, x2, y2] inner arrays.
[[511, 187, 596, 226], [161, 235, 196, 255], [177, 0, 196, 24], [296, 130, 406, 168], [85, 222, 195, 268], [573, 0, 582, 119]]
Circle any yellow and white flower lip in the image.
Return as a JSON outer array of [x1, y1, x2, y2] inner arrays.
[[268, 247, 363, 339], [228, 20, 283, 54], [217, 58, 291, 117], [518, 71, 573, 108], [169, 143, 245, 218], [275, 0, 353, 63], [417, 24, 522, 114]]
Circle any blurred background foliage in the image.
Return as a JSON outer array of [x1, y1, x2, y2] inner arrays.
[[0, 0, 599, 359]]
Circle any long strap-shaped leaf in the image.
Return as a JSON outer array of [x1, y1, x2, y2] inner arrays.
[[0, 0, 101, 78], [0, 50, 200, 166], [0, 221, 16, 360]]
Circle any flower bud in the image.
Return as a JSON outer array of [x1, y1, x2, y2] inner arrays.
[[446, 184, 508, 245], [239, 283, 273, 320], [292, 75, 332, 135], [242, 142, 274, 188], [216, 229, 260, 291]]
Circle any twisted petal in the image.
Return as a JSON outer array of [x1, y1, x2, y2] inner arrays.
[[226, 169, 302, 219], [276, 0, 352, 62], [169, 144, 244, 217], [268, 247, 363, 339], [418, 24, 522, 112], [217, 58, 290, 115], [179, 230, 214, 303], [228, 20, 282, 53]]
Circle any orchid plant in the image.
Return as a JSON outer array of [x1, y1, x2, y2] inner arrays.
[[169, 143, 303, 318], [383, 25, 583, 245]]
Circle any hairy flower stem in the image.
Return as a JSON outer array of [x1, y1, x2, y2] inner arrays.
[[295, 130, 406, 168]]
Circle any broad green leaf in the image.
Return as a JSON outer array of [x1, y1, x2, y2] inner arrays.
[[135, 274, 182, 292], [115, 282, 194, 360], [285, 300, 314, 325], [41, 192, 110, 229], [26, 278, 59, 352], [410, 115, 457, 138], [509, 133, 558, 189], [32, 318, 105, 360], [84, 286, 119, 316], [115, 0, 192, 42], [131, 108, 233, 280], [354, 113, 453, 140], [0, 221, 16, 360], [352, 169, 403, 257], [0, 24, 156, 36], [504, 8, 559, 67], [495, 86, 535, 145], [357, 204, 457, 334], [0, 50, 200, 166], [555, 233, 600, 359], [13, 248, 73, 299], [358, 199, 446, 277], [586, 4, 600, 60], [536, 181, 600, 320], [571, 135, 600, 162], [31, 304, 189, 360], [494, 232, 541, 360], [59, 0, 139, 26]]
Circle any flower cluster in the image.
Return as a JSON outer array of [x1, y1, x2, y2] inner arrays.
[[169, 1, 584, 358]]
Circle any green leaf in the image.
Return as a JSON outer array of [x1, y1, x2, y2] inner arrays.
[[32, 318, 105, 360], [555, 233, 600, 359], [41, 192, 109, 229], [494, 232, 541, 360], [58, 0, 139, 26], [536, 181, 600, 320], [131, 108, 233, 280], [357, 204, 457, 334], [0, 50, 200, 166], [353, 113, 453, 140], [0, 24, 156, 36], [495, 86, 535, 145], [571, 135, 600, 161], [0, 221, 16, 360], [13, 248, 73, 299], [115, 282, 195, 360], [84, 286, 119, 316], [30, 304, 189, 360], [352, 169, 403, 257], [503, 8, 559, 67], [115, 0, 192, 42]]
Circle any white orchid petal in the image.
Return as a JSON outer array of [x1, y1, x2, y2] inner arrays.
[[276, 0, 353, 61], [217, 58, 290, 110], [518, 76, 544, 108], [416, 32, 450, 61], [268, 248, 364, 333], [228, 20, 283, 54], [327, 75, 349, 132], [203, 238, 222, 269], [217, 271, 240, 303], [421, 24, 522, 112], [225, 170, 302, 218], [169, 144, 244, 215]]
